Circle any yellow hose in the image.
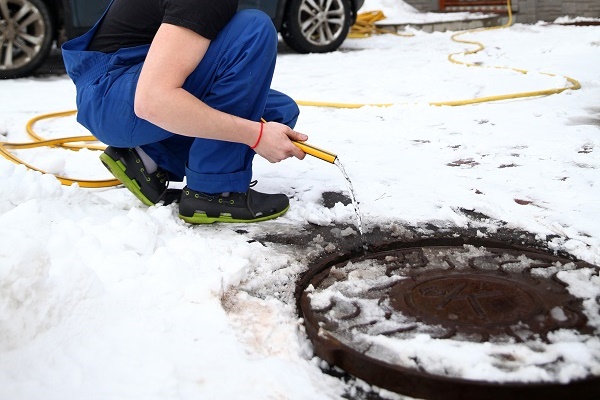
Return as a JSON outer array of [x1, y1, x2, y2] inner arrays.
[[299, 0, 580, 108], [0, 110, 119, 188], [0, 0, 583, 185], [348, 10, 414, 38], [440, 2, 581, 105], [292, 141, 337, 164]]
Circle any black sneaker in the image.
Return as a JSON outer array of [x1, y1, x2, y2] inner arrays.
[[178, 186, 289, 224], [99, 146, 169, 206]]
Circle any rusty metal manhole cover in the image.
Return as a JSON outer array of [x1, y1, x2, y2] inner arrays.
[[298, 240, 600, 399]]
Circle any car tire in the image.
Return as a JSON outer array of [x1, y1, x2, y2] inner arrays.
[[281, 0, 352, 53], [0, 0, 55, 79]]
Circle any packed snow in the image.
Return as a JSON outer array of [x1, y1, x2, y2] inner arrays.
[[1, 1, 599, 399]]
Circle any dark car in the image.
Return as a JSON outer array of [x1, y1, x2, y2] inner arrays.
[[0, 0, 364, 79]]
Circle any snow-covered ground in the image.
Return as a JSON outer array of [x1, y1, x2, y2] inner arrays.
[[1, 1, 599, 399]]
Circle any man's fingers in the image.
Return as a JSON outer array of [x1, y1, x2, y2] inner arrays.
[[290, 142, 306, 160], [257, 123, 309, 162]]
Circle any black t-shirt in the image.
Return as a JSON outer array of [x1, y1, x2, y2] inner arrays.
[[88, 0, 238, 53]]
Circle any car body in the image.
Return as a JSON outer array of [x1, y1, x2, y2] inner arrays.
[[1, 0, 364, 79]]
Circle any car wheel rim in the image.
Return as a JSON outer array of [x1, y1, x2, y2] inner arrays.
[[0, 0, 46, 71], [297, 0, 346, 46]]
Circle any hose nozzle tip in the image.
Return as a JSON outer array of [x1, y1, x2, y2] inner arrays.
[[292, 141, 337, 163]]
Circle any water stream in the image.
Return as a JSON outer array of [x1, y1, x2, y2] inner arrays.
[[334, 158, 368, 254]]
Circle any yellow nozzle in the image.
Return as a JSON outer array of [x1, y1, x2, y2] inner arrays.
[[292, 141, 337, 164]]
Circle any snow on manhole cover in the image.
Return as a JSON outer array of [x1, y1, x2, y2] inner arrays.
[[298, 241, 600, 399]]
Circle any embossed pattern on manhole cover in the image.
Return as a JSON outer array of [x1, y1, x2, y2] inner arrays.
[[392, 274, 542, 328], [299, 242, 600, 399]]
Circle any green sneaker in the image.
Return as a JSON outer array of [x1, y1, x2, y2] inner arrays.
[[178, 186, 289, 224], [100, 146, 169, 206]]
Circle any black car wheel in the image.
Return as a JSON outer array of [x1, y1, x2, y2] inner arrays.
[[281, 0, 352, 53], [0, 0, 54, 79]]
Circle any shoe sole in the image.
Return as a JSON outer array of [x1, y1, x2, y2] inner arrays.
[[99, 152, 155, 206], [178, 205, 290, 224]]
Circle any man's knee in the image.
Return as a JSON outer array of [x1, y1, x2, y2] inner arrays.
[[228, 9, 277, 48], [264, 90, 300, 127]]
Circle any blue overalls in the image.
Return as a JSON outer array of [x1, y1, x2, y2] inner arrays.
[[62, 4, 299, 194]]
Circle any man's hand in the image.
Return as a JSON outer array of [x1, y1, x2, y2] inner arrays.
[[254, 121, 308, 163]]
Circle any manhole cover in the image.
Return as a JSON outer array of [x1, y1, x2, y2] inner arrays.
[[298, 240, 600, 399]]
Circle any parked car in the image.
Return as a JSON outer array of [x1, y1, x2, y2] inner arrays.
[[0, 0, 364, 79]]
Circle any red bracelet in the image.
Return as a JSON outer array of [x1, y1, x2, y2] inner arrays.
[[250, 121, 264, 149]]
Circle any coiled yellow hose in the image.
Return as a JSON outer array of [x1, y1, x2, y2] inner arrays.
[[298, 0, 581, 108], [348, 10, 414, 38], [0, 110, 119, 187]]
